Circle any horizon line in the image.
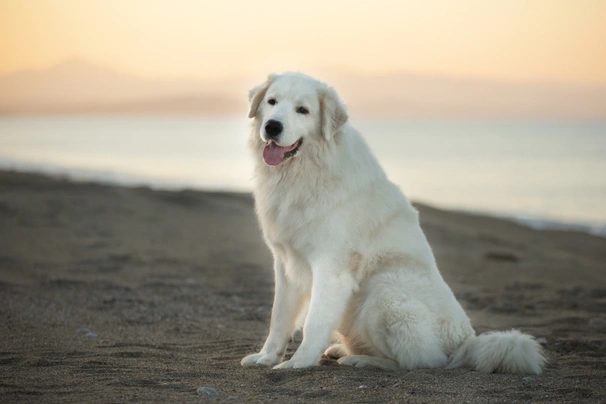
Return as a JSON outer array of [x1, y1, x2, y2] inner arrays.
[[2, 57, 606, 88]]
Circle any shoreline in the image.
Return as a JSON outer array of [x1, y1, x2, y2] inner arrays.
[[1, 163, 604, 239]]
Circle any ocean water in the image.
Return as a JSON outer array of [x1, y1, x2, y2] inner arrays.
[[0, 117, 605, 236]]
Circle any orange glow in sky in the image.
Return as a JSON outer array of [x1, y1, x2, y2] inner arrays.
[[1, 0, 605, 83]]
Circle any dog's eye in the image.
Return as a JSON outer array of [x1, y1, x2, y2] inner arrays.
[[268, 99, 277, 105], [296, 106, 309, 115]]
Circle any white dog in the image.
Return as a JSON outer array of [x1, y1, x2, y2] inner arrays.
[[241, 72, 545, 374]]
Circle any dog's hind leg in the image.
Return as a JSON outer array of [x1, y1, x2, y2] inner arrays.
[[379, 299, 448, 370], [355, 290, 448, 371]]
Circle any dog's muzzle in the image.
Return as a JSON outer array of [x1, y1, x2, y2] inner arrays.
[[262, 138, 302, 166]]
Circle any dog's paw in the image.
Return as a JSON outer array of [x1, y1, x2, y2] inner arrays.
[[272, 357, 316, 369], [338, 355, 399, 371], [241, 352, 281, 367], [324, 344, 348, 359]]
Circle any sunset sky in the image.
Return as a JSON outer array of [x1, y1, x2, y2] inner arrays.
[[1, 0, 605, 83]]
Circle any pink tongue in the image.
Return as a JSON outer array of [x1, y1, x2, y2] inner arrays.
[[263, 141, 297, 166]]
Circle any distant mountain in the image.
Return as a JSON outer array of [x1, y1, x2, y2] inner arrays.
[[1, 95, 245, 116], [1, 59, 605, 118], [319, 71, 606, 119], [0, 59, 248, 115]]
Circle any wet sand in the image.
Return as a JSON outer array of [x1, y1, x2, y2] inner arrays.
[[0, 170, 604, 403]]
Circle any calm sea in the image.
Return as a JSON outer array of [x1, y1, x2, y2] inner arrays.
[[1, 117, 605, 236]]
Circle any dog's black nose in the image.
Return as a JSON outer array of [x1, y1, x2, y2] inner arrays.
[[265, 120, 283, 138]]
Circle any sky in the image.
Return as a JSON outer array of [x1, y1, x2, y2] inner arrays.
[[1, 0, 606, 84]]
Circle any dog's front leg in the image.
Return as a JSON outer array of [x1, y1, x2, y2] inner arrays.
[[274, 264, 355, 369], [241, 260, 304, 367]]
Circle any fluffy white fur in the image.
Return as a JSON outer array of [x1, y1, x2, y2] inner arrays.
[[241, 72, 546, 374]]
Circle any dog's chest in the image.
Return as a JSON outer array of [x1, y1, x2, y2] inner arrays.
[[259, 196, 315, 239], [256, 187, 331, 252]]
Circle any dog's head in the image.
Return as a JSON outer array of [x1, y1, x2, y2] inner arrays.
[[248, 72, 348, 167]]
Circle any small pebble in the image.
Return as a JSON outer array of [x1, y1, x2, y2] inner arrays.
[[77, 328, 98, 338], [523, 377, 535, 382], [197, 387, 217, 396], [358, 385, 367, 389], [536, 337, 547, 345], [228, 396, 238, 400], [589, 317, 606, 327]]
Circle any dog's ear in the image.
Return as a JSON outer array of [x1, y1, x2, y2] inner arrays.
[[248, 74, 277, 118], [319, 87, 348, 140]]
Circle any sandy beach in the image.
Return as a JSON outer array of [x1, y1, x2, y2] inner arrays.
[[0, 170, 604, 403]]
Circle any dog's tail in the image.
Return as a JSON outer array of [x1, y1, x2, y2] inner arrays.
[[446, 329, 546, 374]]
